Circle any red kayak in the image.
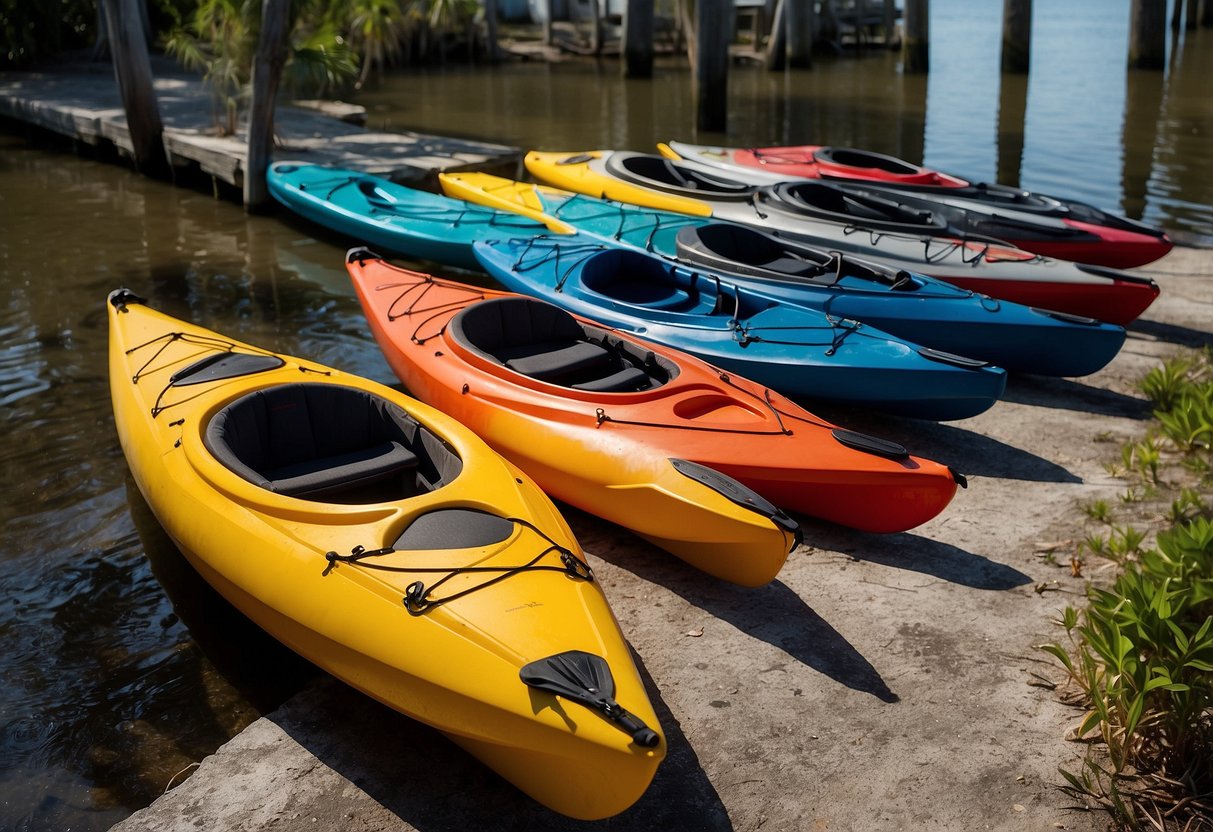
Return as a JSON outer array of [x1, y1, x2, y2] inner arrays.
[[662, 141, 1173, 270]]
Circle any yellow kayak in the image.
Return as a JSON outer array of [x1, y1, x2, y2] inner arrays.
[[523, 149, 716, 215], [107, 289, 663, 819]]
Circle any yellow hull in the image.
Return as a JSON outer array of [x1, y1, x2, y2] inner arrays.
[[107, 290, 663, 819], [523, 149, 716, 215]]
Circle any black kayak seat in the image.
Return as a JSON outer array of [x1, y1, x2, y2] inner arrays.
[[759, 256, 820, 277], [571, 366, 650, 393], [448, 296, 659, 393], [205, 383, 419, 499], [675, 224, 833, 283], [448, 296, 613, 381], [502, 339, 611, 381]]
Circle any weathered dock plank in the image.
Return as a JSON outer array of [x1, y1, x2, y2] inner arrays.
[[0, 64, 520, 189]]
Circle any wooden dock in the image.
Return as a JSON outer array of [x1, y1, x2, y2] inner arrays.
[[0, 61, 522, 190]]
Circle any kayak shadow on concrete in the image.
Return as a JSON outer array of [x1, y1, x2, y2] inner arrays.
[[1129, 318, 1213, 350], [798, 519, 1034, 593], [998, 373, 1152, 419], [261, 651, 732, 831], [802, 403, 1082, 484], [569, 508, 898, 705]]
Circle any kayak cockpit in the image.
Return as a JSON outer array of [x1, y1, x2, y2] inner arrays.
[[447, 296, 677, 393], [675, 224, 926, 291], [606, 152, 757, 198], [204, 383, 462, 504]]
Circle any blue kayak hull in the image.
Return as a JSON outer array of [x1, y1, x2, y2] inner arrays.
[[510, 192, 1126, 377], [472, 238, 1007, 421]]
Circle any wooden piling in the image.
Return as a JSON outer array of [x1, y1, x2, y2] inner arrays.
[[785, 0, 814, 68], [883, 0, 897, 47], [1186, 0, 1199, 29], [244, 0, 289, 209], [693, 0, 730, 131], [100, 0, 165, 175], [1000, 0, 1030, 74], [1202, 0, 1213, 27], [1129, 0, 1166, 69], [902, 0, 928, 73], [622, 0, 655, 77], [764, 0, 787, 70]]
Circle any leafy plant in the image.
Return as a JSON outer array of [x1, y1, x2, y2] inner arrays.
[[1084, 498, 1114, 524], [1042, 348, 1213, 829], [1139, 354, 1196, 411], [166, 0, 356, 135], [1105, 525, 1147, 563]]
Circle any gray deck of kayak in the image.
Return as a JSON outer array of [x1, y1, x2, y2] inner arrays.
[[0, 62, 520, 186]]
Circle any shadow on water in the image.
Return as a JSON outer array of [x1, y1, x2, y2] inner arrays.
[[269, 651, 732, 831], [566, 509, 898, 704], [127, 481, 320, 713]]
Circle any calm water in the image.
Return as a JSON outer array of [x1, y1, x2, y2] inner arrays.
[[355, 0, 1213, 241], [2, 2, 1212, 829]]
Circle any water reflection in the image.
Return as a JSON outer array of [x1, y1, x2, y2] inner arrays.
[[353, 2, 1211, 240], [0, 142, 365, 832]]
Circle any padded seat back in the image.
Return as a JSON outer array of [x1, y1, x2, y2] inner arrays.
[[447, 296, 587, 358], [205, 384, 421, 499]]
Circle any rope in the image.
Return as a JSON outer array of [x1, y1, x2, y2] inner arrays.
[[550, 192, 702, 253], [379, 276, 488, 343], [321, 514, 594, 615], [123, 332, 328, 418]]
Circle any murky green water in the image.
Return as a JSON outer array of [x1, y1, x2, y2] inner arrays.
[[1, 2, 1212, 828]]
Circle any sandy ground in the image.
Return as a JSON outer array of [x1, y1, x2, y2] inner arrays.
[[111, 246, 1212, 832]]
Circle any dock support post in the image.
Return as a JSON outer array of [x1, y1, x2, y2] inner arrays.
[[785, 0, 814, 67], [245, 0, 289, 209], [764, 0, 786, 69], [1129, 0, 1166, 69], [1000, 0, 1030, 74], [693, 0, 730, 131], [902, 0, 928, 73], [622, 0, 655, 77], [100, 0, 165, 176]]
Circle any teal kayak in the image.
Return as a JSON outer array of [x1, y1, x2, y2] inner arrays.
[[266, 162, 550, 270]]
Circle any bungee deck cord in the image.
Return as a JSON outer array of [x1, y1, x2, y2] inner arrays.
[[321, 512, 594, 615], [501, 237, 882, 354], [125, 332, 330, 418]]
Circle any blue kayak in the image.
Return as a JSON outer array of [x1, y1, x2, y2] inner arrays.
[[441, 174, 1126, 376], [672, 224, 1126, 377], [472, 237, 1008, 421], [266, 162, 550, 270]]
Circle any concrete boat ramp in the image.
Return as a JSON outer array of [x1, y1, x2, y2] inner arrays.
[[108, 247, 1213, 832], [0, 62, 520, 188]]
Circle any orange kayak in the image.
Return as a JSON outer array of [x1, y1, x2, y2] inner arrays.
[[346, 250, 962, 567]]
